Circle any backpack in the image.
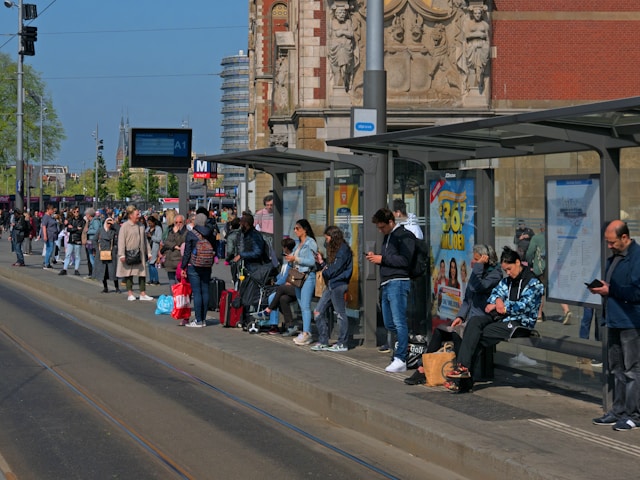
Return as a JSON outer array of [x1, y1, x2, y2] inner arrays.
[[191, 231, 215, 267], [402, 227, 428, 279], [533, 244, 545, 276]]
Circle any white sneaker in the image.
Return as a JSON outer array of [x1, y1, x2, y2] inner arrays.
[[127, 295, 137, 301], [139, 294, 154, 301], [509, 352, 537, 367], [185, 321, 203, 328], [293, 332, 312, 345], [385, 357, 407, 373]]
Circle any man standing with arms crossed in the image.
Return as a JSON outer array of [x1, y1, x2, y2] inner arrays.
[[365, 208, 416, 373], [590, 220, 640, 431]]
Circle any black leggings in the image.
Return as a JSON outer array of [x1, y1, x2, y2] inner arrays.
[[268, 284, 297, 326]]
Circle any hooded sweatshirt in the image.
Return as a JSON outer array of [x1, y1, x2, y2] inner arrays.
[[487, 265, 544, 329]]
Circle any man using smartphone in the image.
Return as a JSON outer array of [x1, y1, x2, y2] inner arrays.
[[590, 220, 640, 431]]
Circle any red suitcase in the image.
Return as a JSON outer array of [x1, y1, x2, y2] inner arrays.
[[220, 289, 243, 328]]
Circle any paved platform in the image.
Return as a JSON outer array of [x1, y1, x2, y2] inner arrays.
[[1, 240, 638, 479]]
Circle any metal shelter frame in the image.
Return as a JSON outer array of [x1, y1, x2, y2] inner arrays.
[[201, 96, 640, 350]]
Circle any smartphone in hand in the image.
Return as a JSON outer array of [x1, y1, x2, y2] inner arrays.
[[585, 279, 604, 288]]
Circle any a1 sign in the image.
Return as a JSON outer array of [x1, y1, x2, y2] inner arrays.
[[193, 159, 210, 179]]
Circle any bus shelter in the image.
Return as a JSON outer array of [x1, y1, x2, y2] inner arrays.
[[203, 96, 640, 400]]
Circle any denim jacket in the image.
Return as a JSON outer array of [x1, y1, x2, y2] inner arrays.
[[293, 237, 318, 273]]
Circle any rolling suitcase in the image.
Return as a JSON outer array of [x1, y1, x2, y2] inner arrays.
[[220, 289, 243, 328], [208, 277, 226, 311]]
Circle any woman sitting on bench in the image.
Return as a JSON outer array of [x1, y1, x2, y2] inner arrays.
[[446, 246, 544, 392]]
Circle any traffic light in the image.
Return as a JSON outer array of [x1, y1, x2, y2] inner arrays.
[[21, 26, 37, 56]]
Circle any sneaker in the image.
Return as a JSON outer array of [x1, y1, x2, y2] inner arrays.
[[267, 326, 280, 335], [326, 343, 348, 352], [590, 359, 603, 367], [293, 332, 313, 345], [58, 269, 67, 275], [404, 369, 426, 385], [509, 352, 538, 367], [43, 265, 52, 270], [378, 344, 391, 354], [282, 326, 300, 337], [447, 365, 471, 378], [310, 343, 330, 351], [74, 270, 81, 276], [139, 294, 154, 301], [12, 262, 25, 267], [562, 311, 572, 325], [115, 289, 122, 294], [613, 419, 638, 431], [593, 413, 618, 426], [185, 321, 204, 328], [251, 310, 268, 319], [127, 295, 137, 301], [385, 357, 407, 373]]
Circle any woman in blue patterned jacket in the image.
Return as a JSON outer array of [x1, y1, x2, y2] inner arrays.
[[447, 246, 544, 385]]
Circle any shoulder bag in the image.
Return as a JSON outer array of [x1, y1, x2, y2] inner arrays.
[[100, 235, 113, 262], [125, 226, 142, 265], [288, 268, 308, 288]]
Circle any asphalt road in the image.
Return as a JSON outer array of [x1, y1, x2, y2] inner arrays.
[[0, 277, 464, 480]]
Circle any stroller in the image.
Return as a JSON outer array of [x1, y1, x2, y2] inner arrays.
[[237, 263, 277, 332]]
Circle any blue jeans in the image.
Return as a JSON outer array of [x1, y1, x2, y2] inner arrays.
[[12, 237, 24, 264], [608, 327, 640, 424], [381, 279, 411, 362], [315, 283, 349, 346], [267, 292, 279, 326], [187, 265, 211, 324], [579, 307, 601, 341], [295, 273, 316, 333], [148, 263, 159, 283], [44, 239, 55, 266], [63, 244, 82, 271]]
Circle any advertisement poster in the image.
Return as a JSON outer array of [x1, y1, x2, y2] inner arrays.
[[334, 183, 359, 309], [546, 176, 601, 306], [429, 174, 476, 323]]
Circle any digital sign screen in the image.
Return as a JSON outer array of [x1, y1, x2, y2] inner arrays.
[[130, 128, 192, 170]]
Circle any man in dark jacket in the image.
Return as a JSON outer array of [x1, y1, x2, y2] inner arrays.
[[10, 209, 29, 266], [590, 220, 640, 431], [365, 208, 416, 373], [59, 207, 85, 276], [233, 213, 266, 274]]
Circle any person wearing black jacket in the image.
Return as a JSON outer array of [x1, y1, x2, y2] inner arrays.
[[59, 207, 86, 275], [10, 209, 29, 266], [311, 226, 354, 352], [365, 208, 416, 373], [180, 213, 217, 328]]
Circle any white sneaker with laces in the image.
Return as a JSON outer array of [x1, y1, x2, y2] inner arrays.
[[385, 357, 407, 373], [127, 295, 137, 301], [139, 294, 154, 301], [185, 321, 203, 328]]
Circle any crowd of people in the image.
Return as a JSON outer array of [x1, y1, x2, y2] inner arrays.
[[3, 201, 636, 431]]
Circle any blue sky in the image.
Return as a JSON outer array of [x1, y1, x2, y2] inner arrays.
[[0, 0, 249, 174]]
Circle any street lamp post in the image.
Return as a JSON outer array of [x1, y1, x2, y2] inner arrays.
[[38, 98, 45, 211], [5, 0, 38, 211]]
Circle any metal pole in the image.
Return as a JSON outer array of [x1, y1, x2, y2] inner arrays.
[[94, 123, 99, 208], [15, 0, 24, 211], [39, 97, 44, 211]]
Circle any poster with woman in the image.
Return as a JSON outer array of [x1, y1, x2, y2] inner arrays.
[[428, 173, 476, 323]]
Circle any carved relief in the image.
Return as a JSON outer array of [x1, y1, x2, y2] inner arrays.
[[328, 0, 359, 92], [326, 0, 491, 107], [273, 54, 290, 113]]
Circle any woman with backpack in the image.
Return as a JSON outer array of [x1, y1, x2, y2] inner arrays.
[[180, 213, 217, 327]]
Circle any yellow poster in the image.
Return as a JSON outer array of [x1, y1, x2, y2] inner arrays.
[[334, 183, 359, 308]]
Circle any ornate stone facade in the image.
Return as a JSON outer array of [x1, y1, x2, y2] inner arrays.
[[326, 0, 491, 107]]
